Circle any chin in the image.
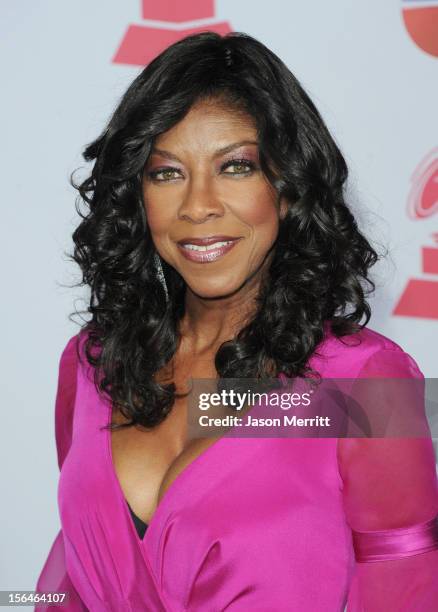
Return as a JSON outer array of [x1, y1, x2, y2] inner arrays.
[[188, 278, 245, 300]]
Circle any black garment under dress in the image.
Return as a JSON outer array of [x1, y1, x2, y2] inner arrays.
[[126, 501, 148, 539]]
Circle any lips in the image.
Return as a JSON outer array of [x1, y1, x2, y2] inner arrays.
[[177, 235, 241, 246], [176, 235, 243, 263]]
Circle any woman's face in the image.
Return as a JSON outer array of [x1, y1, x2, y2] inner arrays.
[[142, 98, 287, 299]]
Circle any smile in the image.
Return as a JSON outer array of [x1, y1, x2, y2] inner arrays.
[[177, 239, 242, 263]]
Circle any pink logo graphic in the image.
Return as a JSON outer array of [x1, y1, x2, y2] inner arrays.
[[113, 0, 232, 66], [393, 149, 438, 319], [402, 1, 438, 57], [407, 148, 438, 219]]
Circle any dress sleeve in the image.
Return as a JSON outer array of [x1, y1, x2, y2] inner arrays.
[[338, 347, 438, 611], [35, 334, 88, 611]]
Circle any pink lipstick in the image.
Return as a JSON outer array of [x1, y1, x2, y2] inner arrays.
[[176, 235, 243, 263]]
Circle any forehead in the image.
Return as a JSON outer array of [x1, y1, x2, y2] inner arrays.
[[152, 99, 258, 153]]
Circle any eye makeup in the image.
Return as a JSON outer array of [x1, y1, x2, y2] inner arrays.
[[145, 155, 259, 182], [146, 167, 183, 181], [220, 158, 257, 175]]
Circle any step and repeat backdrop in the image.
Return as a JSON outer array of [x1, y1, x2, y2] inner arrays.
[[1, 0, 437, 596]]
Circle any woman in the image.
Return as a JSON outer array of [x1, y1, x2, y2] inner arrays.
[[35, 31, 438, 610]]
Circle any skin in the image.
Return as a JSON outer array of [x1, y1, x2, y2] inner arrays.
[[142, 97, 288, 354], [110, 98, 288, 526]]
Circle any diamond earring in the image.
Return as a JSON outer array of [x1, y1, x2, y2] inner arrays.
[[153, 251, 169, 302]]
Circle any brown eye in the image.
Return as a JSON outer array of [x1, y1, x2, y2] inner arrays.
[[221, 159, 255, 175], [148, 167, 182, 181]]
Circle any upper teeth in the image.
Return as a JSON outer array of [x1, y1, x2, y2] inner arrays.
[[183, 241, 233, 251]]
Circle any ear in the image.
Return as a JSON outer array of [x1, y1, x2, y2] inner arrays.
[[279, 198, 288, 220]]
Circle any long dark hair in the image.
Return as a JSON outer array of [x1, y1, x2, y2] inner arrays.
[[69, 31, 380, 430]]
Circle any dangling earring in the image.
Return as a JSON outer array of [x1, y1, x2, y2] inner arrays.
[[153, 251, 169, 303]]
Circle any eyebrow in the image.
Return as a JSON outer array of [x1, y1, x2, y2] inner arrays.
[[150, 140, 259, 163]]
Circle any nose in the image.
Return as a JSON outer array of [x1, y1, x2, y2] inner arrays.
[[177, 174, 224, 223]]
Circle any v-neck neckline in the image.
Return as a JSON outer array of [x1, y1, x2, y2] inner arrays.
[[104, 374, 288, 547], [104, 401, 225, 547]]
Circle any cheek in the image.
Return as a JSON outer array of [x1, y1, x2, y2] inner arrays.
[[234, 185, 279, 234], [143, 194, 172, 236]]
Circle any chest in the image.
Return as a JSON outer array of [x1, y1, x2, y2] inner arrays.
[[109, 355, 222, 524]]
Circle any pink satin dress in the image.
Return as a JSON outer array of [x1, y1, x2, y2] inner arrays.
[[35, 324, 438, 611]]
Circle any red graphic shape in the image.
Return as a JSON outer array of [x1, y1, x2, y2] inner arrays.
[[402, 7, 438, 57], [407, 150, 438, 219], [113, 22, 232, 66], [142, 0, 215, 22], [393, 279, 438, 319], [423, 247, 438, 274], [422, 167, 438, 214]]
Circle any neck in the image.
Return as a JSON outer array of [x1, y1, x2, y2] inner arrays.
[[178, 252, 272, 355]]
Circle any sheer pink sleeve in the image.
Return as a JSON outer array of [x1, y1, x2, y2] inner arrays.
[[35, 334, 88, 611], [338, 347, 438, 611]]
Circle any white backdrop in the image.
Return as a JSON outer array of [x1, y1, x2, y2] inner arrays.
[[1, 0, 437, 599]]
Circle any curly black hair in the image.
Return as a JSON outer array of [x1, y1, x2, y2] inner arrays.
[[68, 31, 380, 431]]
